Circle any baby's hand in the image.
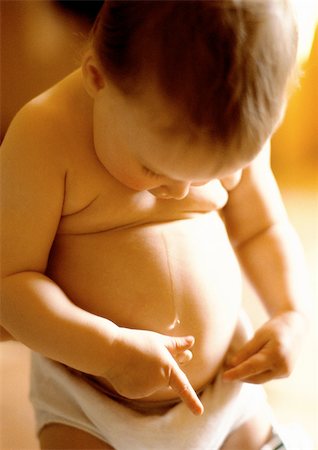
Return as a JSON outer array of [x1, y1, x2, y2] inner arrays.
[[105, 328, 204, 416], [223, 311, 306, 384]]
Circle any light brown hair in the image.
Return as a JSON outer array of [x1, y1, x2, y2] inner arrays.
[[90, 1, 298, 157]]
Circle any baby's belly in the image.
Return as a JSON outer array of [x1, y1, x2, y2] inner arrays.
[[47, 212, 242, 400]]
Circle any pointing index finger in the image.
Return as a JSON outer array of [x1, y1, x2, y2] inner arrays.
[[169, 363, 204, 416]]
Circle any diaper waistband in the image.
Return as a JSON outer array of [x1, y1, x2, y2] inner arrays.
[[68, 367, 208, 416]]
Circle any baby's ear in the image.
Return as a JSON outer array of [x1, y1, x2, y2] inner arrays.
[[81, 51, 105, 98]]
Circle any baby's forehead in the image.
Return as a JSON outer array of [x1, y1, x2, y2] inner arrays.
[[111, 75, 260, 168], [124, 79, 209, 140]]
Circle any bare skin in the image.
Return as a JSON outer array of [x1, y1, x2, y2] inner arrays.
[[39, 424, 113, 450], [1, 58, 308, 448]]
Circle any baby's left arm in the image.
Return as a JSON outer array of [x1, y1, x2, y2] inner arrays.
[[221, 141, 311, 383]]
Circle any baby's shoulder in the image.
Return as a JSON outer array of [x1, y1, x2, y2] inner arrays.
[[2, 84, 80, 170]]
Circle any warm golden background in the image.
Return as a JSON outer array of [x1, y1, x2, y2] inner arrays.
[[1, 1, 317, 449]]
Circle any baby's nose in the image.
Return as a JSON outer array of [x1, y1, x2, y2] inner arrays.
[[165, 181, 191, 200]]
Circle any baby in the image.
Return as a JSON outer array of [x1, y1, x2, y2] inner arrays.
[[1, 1, 310, 449]]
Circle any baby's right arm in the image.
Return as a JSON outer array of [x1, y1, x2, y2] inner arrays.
[[0, 103, 203, 415], [1, 102, 118, 372]]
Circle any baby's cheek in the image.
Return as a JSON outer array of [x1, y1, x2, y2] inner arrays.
[[109, 168, 153, 192], [124, 178, 157, 192], [220, 170, 243, 191]]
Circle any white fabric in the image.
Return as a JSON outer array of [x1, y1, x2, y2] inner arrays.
[[30, 352, 271, 450]]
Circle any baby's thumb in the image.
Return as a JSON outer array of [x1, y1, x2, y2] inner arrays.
[[165, 335, 195, 355]]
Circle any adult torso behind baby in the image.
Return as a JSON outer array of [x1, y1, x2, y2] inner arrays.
[[43, 70, 242, 402]]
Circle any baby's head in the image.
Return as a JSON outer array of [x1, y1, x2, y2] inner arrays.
[[83, 0, 298, 198]]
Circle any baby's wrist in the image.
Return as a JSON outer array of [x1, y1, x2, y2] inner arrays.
[[95, 321, 128, 379], [272, 309, 308, 323], [270, 310, 308, 338], [74, 314, 121, 377]]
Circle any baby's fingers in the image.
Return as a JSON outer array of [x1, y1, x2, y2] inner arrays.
[[166, 336, 194, 366], [223, 352, 269, 382], [176, 349, 193, 365], [228, 335, 268, 367], [165, 335, 195, 350], [169, 361, 204, 416], [235, 370, 274, 384]]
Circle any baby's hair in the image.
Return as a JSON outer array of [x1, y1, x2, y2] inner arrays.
[[90, 0, 298, 158]]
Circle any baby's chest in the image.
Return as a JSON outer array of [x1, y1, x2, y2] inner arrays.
[[58, 159, 229, 235]]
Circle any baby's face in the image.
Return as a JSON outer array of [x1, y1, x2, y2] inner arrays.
[[92, 77, 250, 200]]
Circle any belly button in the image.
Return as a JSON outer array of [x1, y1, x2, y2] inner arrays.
[[168, 317, 181, 330]]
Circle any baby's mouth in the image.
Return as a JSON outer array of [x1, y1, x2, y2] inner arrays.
[[148, 189, 172, 200]]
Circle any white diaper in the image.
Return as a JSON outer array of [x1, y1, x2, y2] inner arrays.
[[30, 352, 272, 450]]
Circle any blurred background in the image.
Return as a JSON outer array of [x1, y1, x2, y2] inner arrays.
[[0, 1, 317, 449]]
